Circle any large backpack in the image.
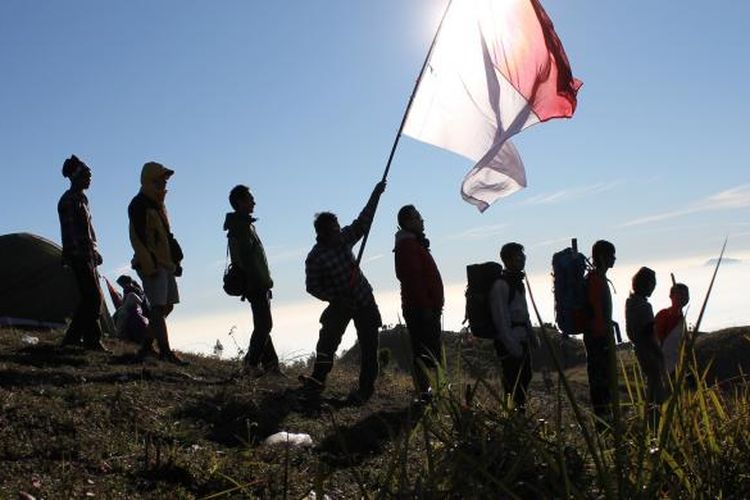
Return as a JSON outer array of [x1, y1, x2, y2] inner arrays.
[[464, 262, 505, 339], [552, 246, 589, 336]]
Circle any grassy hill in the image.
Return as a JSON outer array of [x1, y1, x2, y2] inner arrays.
[[1, 325, 749, 498], [344, 324, 750, 383]]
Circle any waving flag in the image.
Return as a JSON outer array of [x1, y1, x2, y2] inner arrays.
[[402, 0, 582, 211]]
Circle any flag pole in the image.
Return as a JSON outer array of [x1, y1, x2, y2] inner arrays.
[[354, 0, 454, 267], [693, 237, 728, 335]]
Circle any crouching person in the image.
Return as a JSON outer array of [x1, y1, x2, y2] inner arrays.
[[114, 275, 150, 344], [491, 242, 535, 410], [224, 185, 282, 378]]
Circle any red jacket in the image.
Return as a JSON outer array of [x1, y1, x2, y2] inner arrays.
[[654, 306, 683, 343], [394, 231, 444, 311], [585, 271, 613, 339]]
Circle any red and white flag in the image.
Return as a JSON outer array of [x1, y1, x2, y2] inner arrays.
[[403, 0, 582, 211]]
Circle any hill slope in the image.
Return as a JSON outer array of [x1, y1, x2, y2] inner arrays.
[[1, 325, 749, 498]]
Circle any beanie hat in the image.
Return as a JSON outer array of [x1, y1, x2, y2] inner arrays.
[[62, 155, 88, 178]]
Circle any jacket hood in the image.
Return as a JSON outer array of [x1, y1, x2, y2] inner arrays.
[[393, 229, 416, 250], [140, 162, 174, 203], [223, 212, 257, 232]]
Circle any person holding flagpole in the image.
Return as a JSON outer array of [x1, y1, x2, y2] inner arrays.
[[301, 180, 386, 406]]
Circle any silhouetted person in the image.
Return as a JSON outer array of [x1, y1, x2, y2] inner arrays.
[[583, 240, 617, 423], [128, 162, 187, 365], [655, 283, 690, 376], [224, 185, 282, 378], [491, 242, 535, 410], [113, 275, 149, 344], [394, 205, 444, 401], [626, 267, 666, 421], [301, 180, 386, 405], [57, 155, 109, 352]]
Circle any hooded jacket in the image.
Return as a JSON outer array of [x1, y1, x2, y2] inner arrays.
[[394, 229, 444, 311], [128, 162, 177, 275], [223, 212, 273, 291]]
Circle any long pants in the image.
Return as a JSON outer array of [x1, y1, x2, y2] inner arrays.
[[584, 335, 612, 420], [244, 289, 279, 370], [494, 340, 532, 408], [63, 259, 103, 346], [403, 308, 443, 393], [633, 339, 667, 424], [311, 301, 381, 396]]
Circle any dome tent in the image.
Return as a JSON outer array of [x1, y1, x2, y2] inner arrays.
[[0, 232, 113, 332]]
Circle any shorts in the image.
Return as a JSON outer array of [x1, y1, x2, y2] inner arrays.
[[139, 267, 179, 307]]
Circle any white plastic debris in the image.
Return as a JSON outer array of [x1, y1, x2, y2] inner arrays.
[[303, 492, 332, 500], [21, 335, 39, 345], [263, 431, 313, 448]]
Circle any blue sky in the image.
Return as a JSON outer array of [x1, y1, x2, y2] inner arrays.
[[2, 1, 748, 357]]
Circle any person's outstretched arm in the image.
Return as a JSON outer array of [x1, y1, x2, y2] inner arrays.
[[340, 180, 386, 246]]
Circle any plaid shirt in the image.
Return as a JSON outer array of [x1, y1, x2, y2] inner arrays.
[[305, 197, 378, 308], [58, 188, 98, 264]]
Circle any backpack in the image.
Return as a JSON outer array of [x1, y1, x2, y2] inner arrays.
[[552, 246, 589, 336], [222, 242, 246, 299], [464, 262, 507, 339]]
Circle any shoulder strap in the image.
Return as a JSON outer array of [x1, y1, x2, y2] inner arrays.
[[498, 274, 517, 305], [224, 240, 231, 273]]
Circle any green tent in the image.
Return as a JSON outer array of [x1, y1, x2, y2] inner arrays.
[[0, 232, 113, 332]]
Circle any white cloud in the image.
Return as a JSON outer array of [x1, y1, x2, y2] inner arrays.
[[268, 247, 308, 263], [362, 253, 385, 264], [623, 184, 750, 227], [447, 223, 508, 240], [521, 181, 621, 206]]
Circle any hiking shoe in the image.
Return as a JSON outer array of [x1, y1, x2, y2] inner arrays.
[[298, 374, 324, 399], [160, 351, 190, 366], [345, 389, 373, 407], [83, 341, 111, 353]]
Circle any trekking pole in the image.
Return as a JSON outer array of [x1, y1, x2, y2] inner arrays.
[[525, 275, 612, 489], [354, 0, 455, 267], [693, 237, 728, 336]]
